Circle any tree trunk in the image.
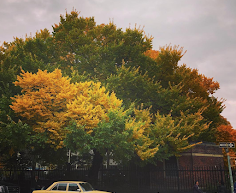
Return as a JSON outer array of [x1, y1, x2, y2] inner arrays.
[[88, 149, 103, 184]]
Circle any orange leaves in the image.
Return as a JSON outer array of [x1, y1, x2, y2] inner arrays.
[[216, 124, 236, 161], [59, 53, 75, 64], [144, 49, 159, 60], [174, 64, 220, 100], [200, 75, 220, 95], [10, 69, 77, 148], [10, 69, 123, 148], [216, 124, 236, 143], [11, 69, 76, 121]]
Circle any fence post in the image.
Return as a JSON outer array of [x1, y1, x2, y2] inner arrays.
[[226, 147, 234, 193]]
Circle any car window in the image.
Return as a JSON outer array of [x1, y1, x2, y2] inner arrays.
[[68, 183, 80, 191], [58, 183, 67, 191], [51, 184, 58, 190], [79, 183, 93, 191], [51, 183, 67, 191]]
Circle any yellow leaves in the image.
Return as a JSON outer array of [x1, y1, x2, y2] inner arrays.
[[11, 69, 124, 149], [76, 81, 122, 111], [65, 81, 122, 133], [35, 28, 51, 40], [136, 142, 159, 160], [125, 119, 142, 139], [177, 142, 201, 152], [14, 69, 73, 94], [66, 98, 103, 132], [125, 106, 159, 160], [159, 45, 187, 58], [125, 106, 152, 140], [108, 92, 123, 109], [126, 117, 158, 160], [127, 108, 208, 161], [134, 106, 152, 127]]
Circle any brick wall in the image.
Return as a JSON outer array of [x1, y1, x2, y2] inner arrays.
[[178, 143, 224, 168]]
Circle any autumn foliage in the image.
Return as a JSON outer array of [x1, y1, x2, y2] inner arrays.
[[216, 124, 236, 143], [11, 69, 122, 148], [10, 68, 208, 162], [0, 10, 229, 168], [216, 124, 236, 163]]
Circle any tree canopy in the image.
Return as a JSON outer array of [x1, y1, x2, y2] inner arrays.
[[0, 10, 230, 170]]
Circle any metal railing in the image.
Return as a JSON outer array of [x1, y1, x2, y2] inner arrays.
[[0, 165, 233, 193]]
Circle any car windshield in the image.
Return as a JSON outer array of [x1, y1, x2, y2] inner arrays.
[[79, 183, 94, 191]]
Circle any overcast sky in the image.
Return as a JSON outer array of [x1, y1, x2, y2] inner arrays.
[[1, 0, 236, 128]]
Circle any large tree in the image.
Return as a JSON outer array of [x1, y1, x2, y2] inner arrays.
[[0, 10, 228, 169], [10, 69, 208, 180]]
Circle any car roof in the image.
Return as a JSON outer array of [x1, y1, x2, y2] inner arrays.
[[53, 181, 87, 183], [46, 181, 89, 190]]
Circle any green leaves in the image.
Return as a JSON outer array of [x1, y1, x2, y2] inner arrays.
[[106, 64, 163, 113], [93, 109, 135, 162], [0, 117, 31, 156], [64, 123, 92, 154], [65, 108, 135, 163]]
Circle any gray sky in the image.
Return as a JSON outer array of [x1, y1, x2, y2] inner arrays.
[[1, 0, 236, 128]]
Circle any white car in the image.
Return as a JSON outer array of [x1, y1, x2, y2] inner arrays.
[[32, 181, 113, 193]]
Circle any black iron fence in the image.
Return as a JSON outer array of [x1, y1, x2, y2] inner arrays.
[[0, 165, 234, 193]]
